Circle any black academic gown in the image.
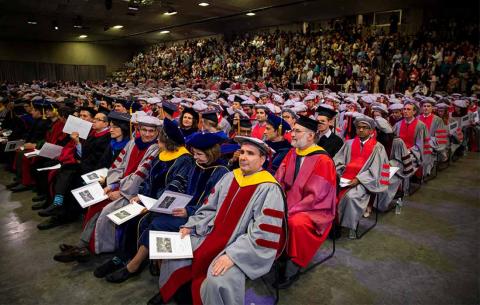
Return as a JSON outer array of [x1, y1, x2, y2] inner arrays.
[[317, 132, 344, 158]]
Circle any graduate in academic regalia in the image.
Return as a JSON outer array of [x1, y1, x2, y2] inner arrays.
[[53, 115, 160, 262], [274, 115, 337, 288], [37, 109, 112, 230], [251, 105, 269, 139], [264, 113, 292, 174], [104, 131, 229, 283], [148, 136, 285, 305], [93, 117, 195, 281], [333, 115, 390, 237], [393, 102, 428, 171], [179, 106, 199, 138], [418, 98, 448, 176], [316, 104, 344, 158], [8, 100, 51, 192]]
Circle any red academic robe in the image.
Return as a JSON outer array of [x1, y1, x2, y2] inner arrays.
[[275, 146, 337, 267]]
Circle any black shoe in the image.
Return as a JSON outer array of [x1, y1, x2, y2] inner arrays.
[[59, 243, 77, 252], [37, 216, 66, 230], [105, 266, 141, 283], [53, 246, 90, 263], [38, 204, 63, 217], [94, 259, 124, 278], [32, 195, 46, 202], [6, 182, 19, 189], [147, 293, 165, 305], [10, 184, 30, 192], [32, 200, 49, 210]]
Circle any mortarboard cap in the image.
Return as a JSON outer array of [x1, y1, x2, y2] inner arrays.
[[163, 117, 185, 145], [234, 136, 274, 156], [316, 104, 337, 119], [296, 115, 318, 132], [186, 131, 226, 150]]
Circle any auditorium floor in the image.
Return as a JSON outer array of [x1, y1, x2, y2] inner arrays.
[[0, 154, 479, 305]]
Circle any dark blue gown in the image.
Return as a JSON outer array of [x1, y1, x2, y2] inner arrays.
[[138, 161, 229, 248]]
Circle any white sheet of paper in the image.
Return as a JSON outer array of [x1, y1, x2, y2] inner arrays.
[[37, 163, 61, 171], [449, 121, 458, 135], [389, 166, 399, 179], [470, 111, 479, 123], [81, 168, 109, 184], [71, 182, 108, 209], [107, 203, 146, 226], [460, 115, 470, 127], [24, 149, 40, 158], [139, 191, 193, 214], [63, 115, 92, 139], [339, 177, 351, 188], [4, 140, 25, 152], [38, 143, 63, 159], [149, 231, 193, 260]]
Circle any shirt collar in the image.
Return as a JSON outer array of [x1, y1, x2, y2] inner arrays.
[[319, 128, 332, 138]]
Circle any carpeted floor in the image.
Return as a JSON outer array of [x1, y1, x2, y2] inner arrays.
[[0, 153, 478, 305]]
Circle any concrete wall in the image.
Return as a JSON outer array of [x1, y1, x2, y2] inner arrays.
[[0, 41, 136, 74]]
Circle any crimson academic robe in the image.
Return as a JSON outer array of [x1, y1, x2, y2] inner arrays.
[[275, 145, 337, 267]]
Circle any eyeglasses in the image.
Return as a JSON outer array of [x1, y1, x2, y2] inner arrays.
[[292, 129, 306, 134], [140, 127, 157, 134], [93, 118, 106, 122]]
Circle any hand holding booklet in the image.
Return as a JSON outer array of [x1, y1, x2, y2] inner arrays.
[[149, 231, 193, 260], [71, 182, 108, 208], [107, 203, 147, 225], [139, 190, 193, 214], [81, 168, 108, 184], [106, 191, 193, 225], [63, 115, 92, 140], [38, 143, 63, 159]]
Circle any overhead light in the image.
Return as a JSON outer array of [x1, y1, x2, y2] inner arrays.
[[52, 20, 59, 30], [112, 25, 124, 29], [128, 4, 139, 11], [198, 2, 209, 6], [27, 19, 38, 25], [160, 30, 170, 34], [74, 15, 83, 28], [163, 9, 177, 16], [79, 35, 88, 39], [246, 12, 255, 16], [54, 26, 59, 30]]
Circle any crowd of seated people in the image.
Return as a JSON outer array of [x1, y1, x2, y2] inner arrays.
[[114, 18, 479, 96], [0, 18, 478, 305]]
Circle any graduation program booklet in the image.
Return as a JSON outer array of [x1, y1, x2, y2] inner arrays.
[[4, 140, 25, 152], [149, 231, 193, 260], [38, 143, 63, 159], [449, 121, 459, 135], [81, 168, 109, 184], [24, 149, 40, 158], [339, 178, 351, 188], [389, 167, 399, 179], [37, 163, 61, 171], [107, 202, 147, 226], [71, 182, 108, 208], [138, 191, 193, 214], [63, 115, 93, 140]]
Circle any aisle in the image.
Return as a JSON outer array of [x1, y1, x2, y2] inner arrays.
[[0, 154, 478, 305]]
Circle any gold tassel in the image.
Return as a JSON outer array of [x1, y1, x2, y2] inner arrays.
[[129, 105, 133, 140], [237, 118, 240, 134], [42, 108, 46, 119]]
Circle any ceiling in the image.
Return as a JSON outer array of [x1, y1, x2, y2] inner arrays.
[[0, 0, 446, 47]]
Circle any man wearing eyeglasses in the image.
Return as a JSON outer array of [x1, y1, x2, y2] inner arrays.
[[333, 115, 389, 239], [393, 101, 428, 173], [274, 115, 337, 288], [53, 114, 160, 262]]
